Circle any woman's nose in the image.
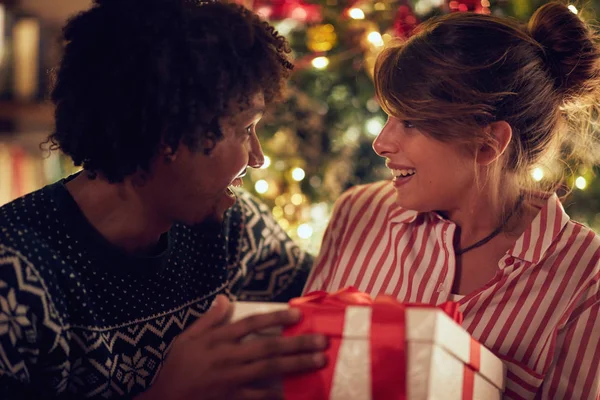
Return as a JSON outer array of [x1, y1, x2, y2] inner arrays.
[[372, 122, 397, 157]]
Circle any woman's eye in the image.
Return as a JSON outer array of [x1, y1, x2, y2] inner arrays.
[[403, 120, 415, 129]]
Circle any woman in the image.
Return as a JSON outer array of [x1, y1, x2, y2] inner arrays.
[[305, 2, 600, 399]]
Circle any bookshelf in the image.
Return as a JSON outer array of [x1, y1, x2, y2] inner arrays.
[[0, 100, 53, 125], [0, 100, 77, 207], [0, 2, 79, 206]]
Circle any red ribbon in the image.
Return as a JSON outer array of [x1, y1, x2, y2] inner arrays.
[[282, 287, 465, 400], [462, 338, 482, 400]]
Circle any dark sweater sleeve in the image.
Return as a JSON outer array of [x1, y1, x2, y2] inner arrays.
[[226, 190, 314, 302], [0, 244, 66, 400]]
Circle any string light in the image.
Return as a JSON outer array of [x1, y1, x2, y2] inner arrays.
[[312, 56, 329, 69], [575, 176, 587, 190], [272, 206, 283, 219], [310, 203, 329, 221], [365, 117, 384, 136], [275, 195, 287, 206], [348, 8, 365, 19], [291, 6, 308, 20], [568, 5, 578, 14], [309, 176, 322, 188], [291, 193, 304, 205], [532, 167, 544, 182], [274, 160, 286, 171], [255, 179, 269, 194], [292, 167, 306, 181], [284, 204, 296, 216], [256, 6, 272, 19], [366, 98, 380, 113], [261, 155, 271, 169], [297, 223, 314, 239], [343, 126, 360, 144], [278, 218, 290, 230], [275, 19, 300, 36], [367, 31, 384, 47]]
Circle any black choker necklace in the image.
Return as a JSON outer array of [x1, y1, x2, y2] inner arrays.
[[455, 195, 525, 256]]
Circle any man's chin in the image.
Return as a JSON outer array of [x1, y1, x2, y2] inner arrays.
[[198, 200, 234, 225], [181, 194, 236, 227]]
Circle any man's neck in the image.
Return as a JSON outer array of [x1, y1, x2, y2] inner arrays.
[[65, 173, 171, 255]]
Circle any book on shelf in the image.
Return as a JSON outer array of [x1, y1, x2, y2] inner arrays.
[[0, 3, 45, 102], [0, 141, 78, 206]]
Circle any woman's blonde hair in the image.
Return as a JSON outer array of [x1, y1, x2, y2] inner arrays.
[[374, 2, 600, 218]]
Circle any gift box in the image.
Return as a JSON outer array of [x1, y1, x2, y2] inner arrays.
[[231, 288, 506, 400]]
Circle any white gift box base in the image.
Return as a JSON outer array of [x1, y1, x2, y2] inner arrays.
[[231, 301, 506, 400]]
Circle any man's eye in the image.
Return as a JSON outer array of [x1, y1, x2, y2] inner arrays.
[[245, 125, 253, 135], [403, 120, 415, 129]]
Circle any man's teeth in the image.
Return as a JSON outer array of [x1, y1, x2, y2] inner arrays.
[[391, 168, 416, 178], [230, 177, 243, 188]]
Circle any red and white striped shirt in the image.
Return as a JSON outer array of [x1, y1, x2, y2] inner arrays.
[[305, 181, 600, 400]]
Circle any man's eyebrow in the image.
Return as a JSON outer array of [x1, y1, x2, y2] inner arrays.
[[242, 107, 265, 119]]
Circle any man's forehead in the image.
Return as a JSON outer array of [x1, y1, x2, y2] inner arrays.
[[229, 91, 265, 114]]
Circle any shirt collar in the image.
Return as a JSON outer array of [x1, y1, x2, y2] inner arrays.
[[507, 193, 570, 264], [388, 204, 420, 224], [389, 193, 570, 265]]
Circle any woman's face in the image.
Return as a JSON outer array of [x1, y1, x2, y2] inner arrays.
[[373, 116, 478, 213]]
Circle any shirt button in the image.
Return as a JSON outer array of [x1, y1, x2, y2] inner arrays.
[[505, 257, 515, 265]]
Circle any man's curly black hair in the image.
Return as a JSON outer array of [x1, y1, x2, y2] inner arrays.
[[47, 0, 293, 183]]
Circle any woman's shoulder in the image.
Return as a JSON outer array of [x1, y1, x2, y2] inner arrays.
[[538, 214, 600, 313], [561, 218, 600, 270]]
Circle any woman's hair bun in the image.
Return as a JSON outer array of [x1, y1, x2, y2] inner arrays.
[[528, 2, 600, 100]]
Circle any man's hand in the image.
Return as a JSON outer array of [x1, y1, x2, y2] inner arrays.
[[138, 295, 327, 400]]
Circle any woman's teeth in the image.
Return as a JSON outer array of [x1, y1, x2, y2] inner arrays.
[[391, 168, 416, 178]]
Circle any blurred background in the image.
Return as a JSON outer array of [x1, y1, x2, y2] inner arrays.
[[0, 0, 599, 254]]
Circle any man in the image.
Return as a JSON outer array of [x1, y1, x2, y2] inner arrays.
[[0, 0, 326, 398]]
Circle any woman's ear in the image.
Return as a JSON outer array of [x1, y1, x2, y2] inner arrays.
[[476, 121, 512, 166]]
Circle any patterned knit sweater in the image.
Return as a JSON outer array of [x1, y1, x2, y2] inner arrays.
[[0, 176, 313, 399]]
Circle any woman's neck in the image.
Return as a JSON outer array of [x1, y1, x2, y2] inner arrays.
[[441, 186, 524, 249]]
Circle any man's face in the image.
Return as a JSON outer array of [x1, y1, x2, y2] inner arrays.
[[145, 92, 266, 225]]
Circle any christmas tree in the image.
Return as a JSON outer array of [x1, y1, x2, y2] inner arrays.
[[234, 0, 600, 253]]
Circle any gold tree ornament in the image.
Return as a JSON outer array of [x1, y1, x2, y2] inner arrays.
[[307, 24, 337, 52]]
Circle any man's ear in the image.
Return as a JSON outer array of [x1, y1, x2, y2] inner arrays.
[[476, 121, 512, 166], [200, 132, 218, 156], [160, 144, 177, 162]]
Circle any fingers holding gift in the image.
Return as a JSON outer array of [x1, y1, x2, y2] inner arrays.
[[223, 334, 329, 364], [228, 352, 328, 384], [212, 308, 303, 343]]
